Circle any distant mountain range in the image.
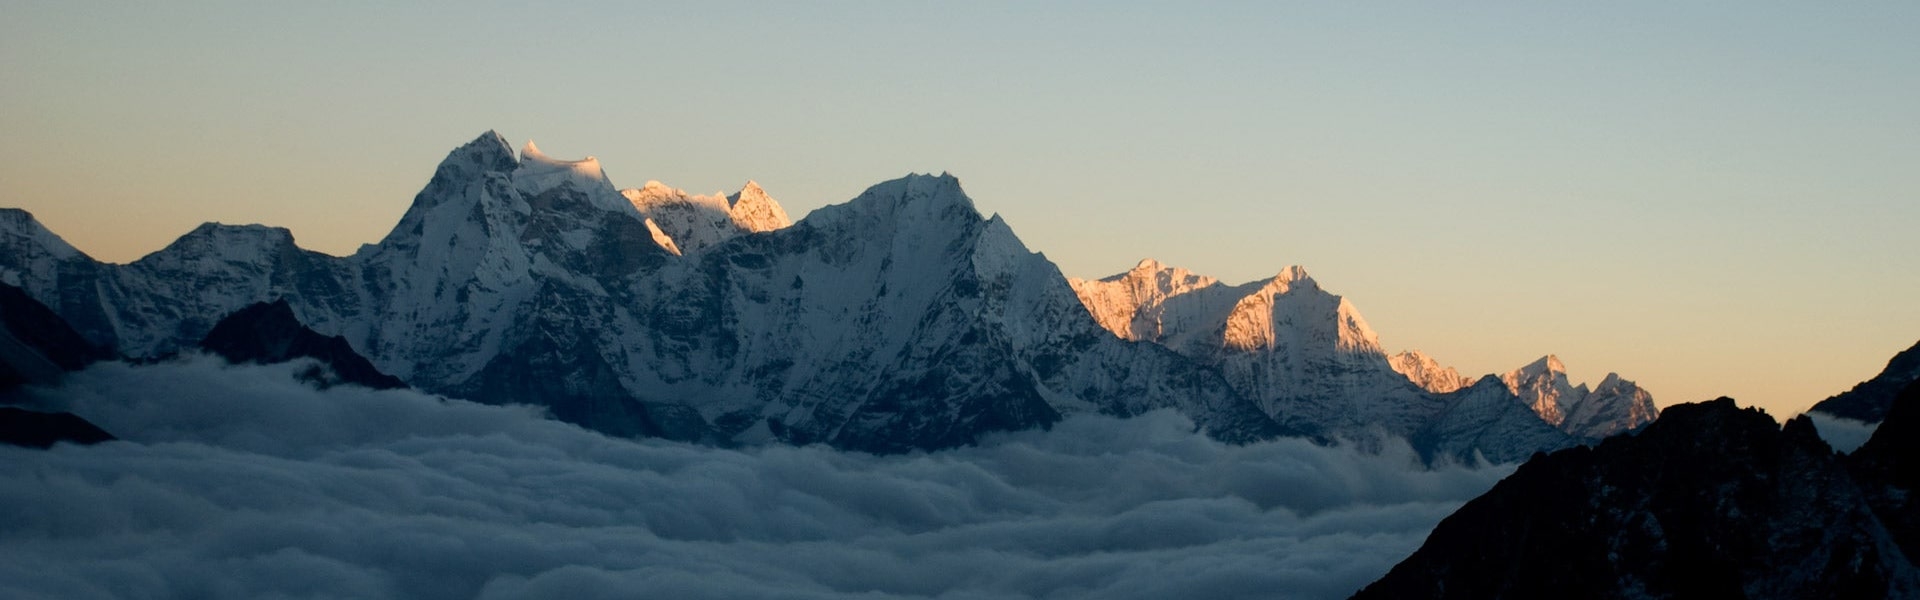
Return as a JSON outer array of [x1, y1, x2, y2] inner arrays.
[[0, 131, 1654, 457]]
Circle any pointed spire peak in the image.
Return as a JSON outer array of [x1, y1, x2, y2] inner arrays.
[[725, 179, 791, 232], [1274, 265, 1313, 284], [1256, 265, 1319, 294], [435, 130, 519, 174], [470, 130, 511, 152], [521, 139, 544, 161], [727, 179, 769, 208], [1520, 354, 1567, 375]]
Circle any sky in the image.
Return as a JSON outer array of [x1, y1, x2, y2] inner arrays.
[[2, 357, 1511, 599], [3, 2, 1917, 416]]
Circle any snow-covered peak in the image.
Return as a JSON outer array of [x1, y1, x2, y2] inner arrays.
[[1130, 258, 1166, 273], [511, 140, 622, 208], [1596, 372, 1624, 391], [1274, 264, 1314, 286], [621, 179, 791, 254], [141, 223, 298, 264], [1390, 349, 1472, 394], [0, 209, 83, 261], [1520, 354, 1568, 376], [451, 130, 517, 168], [1498, 355, 1658, 438], [726, 180, 792, 233], [1501, 355, 1579, 425], [1221, 273, 1379, 355], [842, 173, 978, 220], [0, 208, 89, 296], [624, 181, 726, 210], [1565, 371, 1658, 439], [1068, 258, 1222, 342]]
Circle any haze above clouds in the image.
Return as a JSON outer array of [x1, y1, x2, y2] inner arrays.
[[2, 357, 1511, 599]]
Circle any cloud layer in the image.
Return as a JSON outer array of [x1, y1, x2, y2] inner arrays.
[[1806, 411, 1880, 454], [1, 356, 1512, 599]]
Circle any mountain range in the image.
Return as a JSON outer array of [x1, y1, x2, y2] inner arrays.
[[0, 131, 1654, 457]]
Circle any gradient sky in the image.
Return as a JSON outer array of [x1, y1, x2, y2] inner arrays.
[[4, 2, 1916, 417]]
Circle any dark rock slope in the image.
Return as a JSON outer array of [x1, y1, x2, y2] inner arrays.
[[0, 282, 107, 392], [1848, 379, 1920, 564], [1810, 339, 1920, 423], [0, 406, 114, 448], [0, 282, 114, 446], [1354, 396, 1919, 599], [199, 300, 406, 390]]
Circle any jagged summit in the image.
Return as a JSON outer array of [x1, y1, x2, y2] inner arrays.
[[623, 178, 792, 255], [1391, 350, 1471, 394], [1501, 355, 1657, 439], [726, 180, 791, 232], [1518, 354, 1567, 375], [446, 130, 518, 171], [1269, 264, 1315, 289]]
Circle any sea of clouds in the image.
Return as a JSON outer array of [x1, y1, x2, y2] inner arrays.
[[0, 356, 1514, 599]]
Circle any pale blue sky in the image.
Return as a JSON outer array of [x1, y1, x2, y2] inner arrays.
[[4, 2, 1917, 416]]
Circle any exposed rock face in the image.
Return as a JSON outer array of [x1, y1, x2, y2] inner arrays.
[[1811, 340, 1920, 423], [1355, 396, 1920, 599], [198, 300, 406, 390]]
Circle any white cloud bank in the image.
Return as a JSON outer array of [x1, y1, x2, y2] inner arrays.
[[1805, 411, 1880, 454], [1, 356, 1514, 599]]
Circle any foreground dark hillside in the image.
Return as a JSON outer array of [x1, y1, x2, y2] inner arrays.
[[1355, 387, 1920, 599]]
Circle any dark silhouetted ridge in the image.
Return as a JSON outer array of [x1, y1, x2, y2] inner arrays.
[[200, 300, 406, 390], [1849, 379, 1920, 563], [0, 282, 107, 393], [1811, 340, 1920, 423], [0, 406, 113, 448], [1354, 397, 1918, 599]]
